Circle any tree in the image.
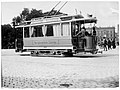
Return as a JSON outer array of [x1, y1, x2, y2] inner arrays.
[[12, 16, 22, 25], [21, 8, 29, 20], [1, 24, 15, 49], [26, 9, 43, 20], [12, 8, 67, 24], [16, 16, 22, 23]]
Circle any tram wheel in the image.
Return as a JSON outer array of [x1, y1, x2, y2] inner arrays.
[[30, 51, 34, 56], [36, 51, 39, 56], [31, 51, 37, 56], [62, 52, 73, 57]]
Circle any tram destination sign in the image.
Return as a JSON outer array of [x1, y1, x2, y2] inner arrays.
[[33, 40, 58, 45]]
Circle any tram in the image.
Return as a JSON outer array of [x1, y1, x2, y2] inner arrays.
[[15, 13, 98, 56]]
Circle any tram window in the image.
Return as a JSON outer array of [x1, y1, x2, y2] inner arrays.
[[31, 27, 35, 37], [34, 26, 44, 37], [31, 26, 44, 37], [61, 23, 70, 36], [71, 22, 81, 36], [71, 22, 75, 36], [31, 27, 37, 37], [24, 27, 29, 38], [53, 24, 61, 37], [45, 25, 53, 36]]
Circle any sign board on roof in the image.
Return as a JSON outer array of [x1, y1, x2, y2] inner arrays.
[[31, 17, 60, 24]]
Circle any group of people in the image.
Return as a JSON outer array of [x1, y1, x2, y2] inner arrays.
[[102, 38, 116, 51], [75, 25, 96, 37], [74, 24, 117, 52], [74, 24, 97, 49]]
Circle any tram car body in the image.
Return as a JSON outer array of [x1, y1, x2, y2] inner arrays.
[[15, 14, 98, 56]]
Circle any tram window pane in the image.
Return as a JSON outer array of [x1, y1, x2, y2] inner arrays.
[[24, 27, 29, 38], [45, 25, 53, 36], [53, 24, 61, 37], [34, 26, 44, 37], [61, 23, 70, 36], [71, 21, 81, 36], [31, 27, 37, 37], [71, 22, 76, 36]]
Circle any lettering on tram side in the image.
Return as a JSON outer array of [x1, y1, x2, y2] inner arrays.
[[33, 41, 57, 45], [31, 17, 60, 24]]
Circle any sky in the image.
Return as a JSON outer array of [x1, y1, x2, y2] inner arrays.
[[1, 1, 119, 28]]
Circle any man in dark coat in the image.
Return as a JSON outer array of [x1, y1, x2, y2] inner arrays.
[[92, 26, 96, 36], [112, 39, 116, 49], [76, 26, 89, 37], [103, 39, 108, 51], [108, 39, 111, 50]]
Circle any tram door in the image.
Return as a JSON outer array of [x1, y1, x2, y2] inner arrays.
[[15, 27, 23, 52], [71, 21, 82, 49]]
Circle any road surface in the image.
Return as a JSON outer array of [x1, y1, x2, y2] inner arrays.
[[1, 46, 119, 88]]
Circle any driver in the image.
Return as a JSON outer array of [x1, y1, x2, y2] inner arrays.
[[76, 26, 89, 37]]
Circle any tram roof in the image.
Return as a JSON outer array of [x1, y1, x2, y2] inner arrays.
[[15, 14, 97, 28]]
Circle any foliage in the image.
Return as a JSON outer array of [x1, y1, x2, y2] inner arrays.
[[21, 8, 29, 17], [1, 24, 15, 49], [12, 8, 66, 24], [1, 8, 66, 49], [26, 9, 43, 21]]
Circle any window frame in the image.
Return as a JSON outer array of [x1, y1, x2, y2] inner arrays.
[[24, 27, 30, 38], [61, 22, 70, 36]]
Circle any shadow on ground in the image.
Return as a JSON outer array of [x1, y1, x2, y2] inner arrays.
[[19, 53, 118, 58]]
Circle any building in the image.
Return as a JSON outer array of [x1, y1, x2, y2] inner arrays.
[[115, 24, 119, 45], [86, 27, 115, 43]]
